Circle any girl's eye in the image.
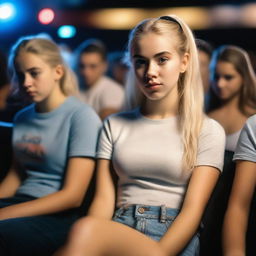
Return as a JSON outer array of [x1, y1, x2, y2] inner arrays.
[[224, 75, 233, 81], [134, 59, 147, 68], [158, 57, 168, 64], [30, 71, 39, 78]]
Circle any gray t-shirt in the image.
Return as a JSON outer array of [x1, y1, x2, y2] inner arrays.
[[97, 108, 225, 209], [13, 96, 101, 198], [233, 114, 256, 162]]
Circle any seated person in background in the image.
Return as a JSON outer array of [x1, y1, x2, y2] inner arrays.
[[73, 39, 125, 120], [207, 45, 256, 152], [0, 36, 101, 256], [201, 45, 256, 256]]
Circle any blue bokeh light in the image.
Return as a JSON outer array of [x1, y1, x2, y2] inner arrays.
[[57, 25, 76, 38], [0, 3, 16, 21]]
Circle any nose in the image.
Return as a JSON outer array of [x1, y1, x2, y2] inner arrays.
[[146, 62, 158, 79], [80, 65, 91, 77], [23, 74, 33, 88], [216, 77, 226, 89]]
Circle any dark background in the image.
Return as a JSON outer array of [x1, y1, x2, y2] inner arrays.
[[1, 0, 256, 55]]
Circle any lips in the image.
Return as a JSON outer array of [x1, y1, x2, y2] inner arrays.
[[26, 91, 36, 97], [145, 82, 161, 89]]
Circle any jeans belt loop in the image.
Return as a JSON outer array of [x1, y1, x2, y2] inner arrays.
[[116, 206, 125, 217], [160, 205, 167, 223]]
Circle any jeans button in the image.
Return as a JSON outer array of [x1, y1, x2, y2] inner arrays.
[[138, 207, 145, 214]]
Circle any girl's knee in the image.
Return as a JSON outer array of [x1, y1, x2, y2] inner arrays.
[[64, 216, 104, 255], [148, 247, 167, 256], [69, 216, 101, 241]]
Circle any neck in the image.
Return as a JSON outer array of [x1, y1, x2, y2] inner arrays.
[[221, 94, 240, 110], [85, 76, 102, 89], [36, 87, 67, 113], [141, 89, 179, 119]]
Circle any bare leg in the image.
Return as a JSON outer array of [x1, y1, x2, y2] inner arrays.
[[55, 216, 167, 256]]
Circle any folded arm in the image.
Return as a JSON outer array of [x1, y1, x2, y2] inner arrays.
[[0, 157, 95, 220]]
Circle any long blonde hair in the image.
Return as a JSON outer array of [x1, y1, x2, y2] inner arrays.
[[9, 36, 78, 96], [125, 15, 204, 171]]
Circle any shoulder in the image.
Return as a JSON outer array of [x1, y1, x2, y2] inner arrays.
[[239, 114, 256, 138], [68, 96, 101, 123], [233, 114, 256, 162], [103, 108, 138, 123], [197, 117, 226, 171], [101, 109, 139, 133], [200, 116, 225, 140], [68, 96, 95, 113], [99, 109, 139, 143], [245, 114, 256, 127]]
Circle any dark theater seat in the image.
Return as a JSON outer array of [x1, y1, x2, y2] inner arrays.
[[0, 121, 13, 181]]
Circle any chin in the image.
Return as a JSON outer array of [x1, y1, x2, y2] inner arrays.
[[146, 95, 163, 101]]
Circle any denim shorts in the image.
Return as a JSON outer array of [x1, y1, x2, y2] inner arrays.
[[113, 204, 200, 256]]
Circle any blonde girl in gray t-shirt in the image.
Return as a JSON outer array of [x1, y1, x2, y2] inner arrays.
[[0, 36, 101, 256], [57, 15, 225, 256]]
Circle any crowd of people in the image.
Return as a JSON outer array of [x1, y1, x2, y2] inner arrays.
[[0, 14, 255, 256]]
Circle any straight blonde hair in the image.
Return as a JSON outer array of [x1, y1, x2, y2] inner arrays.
[[125, 15, 204, 171], [9, 36, 78, 96]]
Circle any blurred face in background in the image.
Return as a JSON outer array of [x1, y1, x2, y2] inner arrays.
[[212, 61, 243, 101], [79, 52, 107, 87]]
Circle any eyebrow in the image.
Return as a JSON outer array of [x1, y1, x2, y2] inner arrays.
[[27, 67, 40, 71], [133, 51, 171, 59]]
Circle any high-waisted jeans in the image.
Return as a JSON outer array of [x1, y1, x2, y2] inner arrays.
[[113, 204, 200, 256]]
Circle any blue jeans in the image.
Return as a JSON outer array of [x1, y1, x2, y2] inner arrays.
[[0, 194, 79, 256], [113, 204, 200, 256]]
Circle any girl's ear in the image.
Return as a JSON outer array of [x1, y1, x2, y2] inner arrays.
[[54, 64, 64, 81], [180, 53, 189, 73]]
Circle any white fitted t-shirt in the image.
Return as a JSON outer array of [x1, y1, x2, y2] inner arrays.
[[97, 108, 225, 209]]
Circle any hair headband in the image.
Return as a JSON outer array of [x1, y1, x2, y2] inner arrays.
[[159, 16, 183, 31]]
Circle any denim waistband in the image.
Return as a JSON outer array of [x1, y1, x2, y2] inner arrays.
[[115, 204, 179, 223]]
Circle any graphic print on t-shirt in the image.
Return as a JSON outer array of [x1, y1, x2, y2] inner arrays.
[[15, 134, 45, 161]]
